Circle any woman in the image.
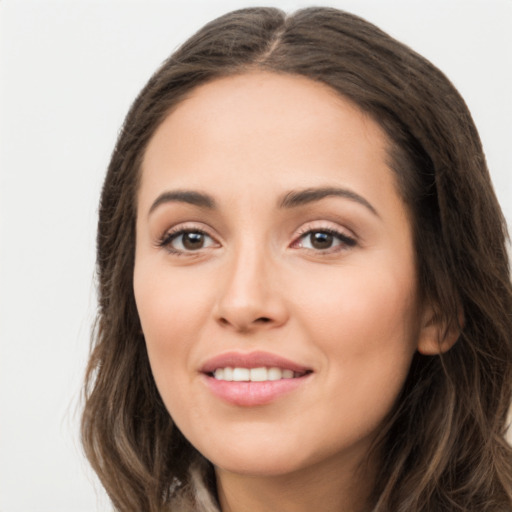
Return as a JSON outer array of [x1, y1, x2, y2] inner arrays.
[[82, 7, 512, 511]]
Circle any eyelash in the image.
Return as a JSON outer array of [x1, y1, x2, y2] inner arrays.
[[157, 226, 217, 256], [292, 227, 357, 254], [157, 225, 357, 256]]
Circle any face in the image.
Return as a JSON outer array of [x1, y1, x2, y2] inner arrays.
[[134, 72, 432, 479]]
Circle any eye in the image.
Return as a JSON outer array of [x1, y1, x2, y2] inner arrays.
[[294, 228, 356, 252], [159, 228, 218, 254]]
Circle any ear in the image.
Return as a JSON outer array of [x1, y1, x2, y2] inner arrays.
[[416, 303, 463, 355]]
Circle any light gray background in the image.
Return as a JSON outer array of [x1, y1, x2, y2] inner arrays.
[[1, 1, 511, 511]]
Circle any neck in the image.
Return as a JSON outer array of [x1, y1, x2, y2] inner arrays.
[[215, 452, 375, 512]]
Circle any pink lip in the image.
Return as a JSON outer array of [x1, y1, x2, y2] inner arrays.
[[200, 350, 311, 374], [199, 351, 313, 407]]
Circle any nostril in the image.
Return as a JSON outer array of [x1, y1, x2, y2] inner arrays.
[[217, 315, 273, 331]]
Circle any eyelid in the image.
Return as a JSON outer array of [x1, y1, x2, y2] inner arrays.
[[290, 221, 357, 251], [156, 222, 221, 254], [293, 219, 356, 238], [155, 220, 357, 255]]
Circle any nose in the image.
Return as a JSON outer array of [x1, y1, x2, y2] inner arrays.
[[214, 244, 289, 333]]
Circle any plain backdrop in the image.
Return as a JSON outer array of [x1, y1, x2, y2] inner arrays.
[[0, 1, 511, 511]]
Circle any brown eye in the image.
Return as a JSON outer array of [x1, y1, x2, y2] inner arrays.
[[296, 229, 356, 252], [309, 231, 334, 250], [182, 232, 205, 250], [160, 229, 218, 253]]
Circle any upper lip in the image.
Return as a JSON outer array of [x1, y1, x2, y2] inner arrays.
[[200, 351, 312, 374]]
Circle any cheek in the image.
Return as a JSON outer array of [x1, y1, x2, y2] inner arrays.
[[298, 259, 417, 329], [135, 258, 213, 332], [133, 263, 213, 392], [286, 269, 419, 457], [294, 261, 420, 401]]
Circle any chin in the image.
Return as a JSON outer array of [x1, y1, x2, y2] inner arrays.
[[196, 434, 335, 479], [211, 454, 305, 477]]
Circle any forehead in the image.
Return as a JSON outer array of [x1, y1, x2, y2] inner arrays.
[[143, 72, 388, 174], [139, 71, 398, 215]]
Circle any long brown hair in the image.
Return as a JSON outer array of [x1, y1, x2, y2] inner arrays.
[[82, 7, 512, 511]]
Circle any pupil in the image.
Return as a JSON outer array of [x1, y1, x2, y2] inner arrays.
[[311, 231, 333, 249], [183, 232, 204, 250]]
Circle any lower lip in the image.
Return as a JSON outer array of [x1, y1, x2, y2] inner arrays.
[[202, 374, 311, 406]]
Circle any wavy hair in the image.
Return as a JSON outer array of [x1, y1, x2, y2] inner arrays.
[[82, 7, 512, 511]]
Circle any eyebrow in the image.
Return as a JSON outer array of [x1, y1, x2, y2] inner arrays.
[[148, 190, 216, 215], [279, 187, 379, 216], [148, 186, 378, 217]]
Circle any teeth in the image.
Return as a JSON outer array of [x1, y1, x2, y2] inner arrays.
[[250, 367, 268, 381], [282, 369, 294, 379], [268, 367, 282, 380], [232, 368, 250, 381], [213, 366, 300, 382]]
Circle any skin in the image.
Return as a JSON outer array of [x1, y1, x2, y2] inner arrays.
[[134, 72, 444, 512]]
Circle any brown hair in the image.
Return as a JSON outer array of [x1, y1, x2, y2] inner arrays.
[[82, 7, 512, 511]]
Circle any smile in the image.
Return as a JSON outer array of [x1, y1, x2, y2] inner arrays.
[[200, 351, 313, 406], [212, 367, 307, 381]]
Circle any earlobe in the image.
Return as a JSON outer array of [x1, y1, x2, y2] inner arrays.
[[416, 305, 463, 355]]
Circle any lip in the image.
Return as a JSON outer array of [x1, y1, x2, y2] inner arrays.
[[199, 350, 312, 374], [199, 351, 313, 407]]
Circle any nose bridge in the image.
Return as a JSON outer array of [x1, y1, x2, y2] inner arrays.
[[215, 236, 286, 331]]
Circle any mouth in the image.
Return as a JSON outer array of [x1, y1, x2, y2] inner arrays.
[[208, 367, 311, 382], [199, 351, 313, 406]]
